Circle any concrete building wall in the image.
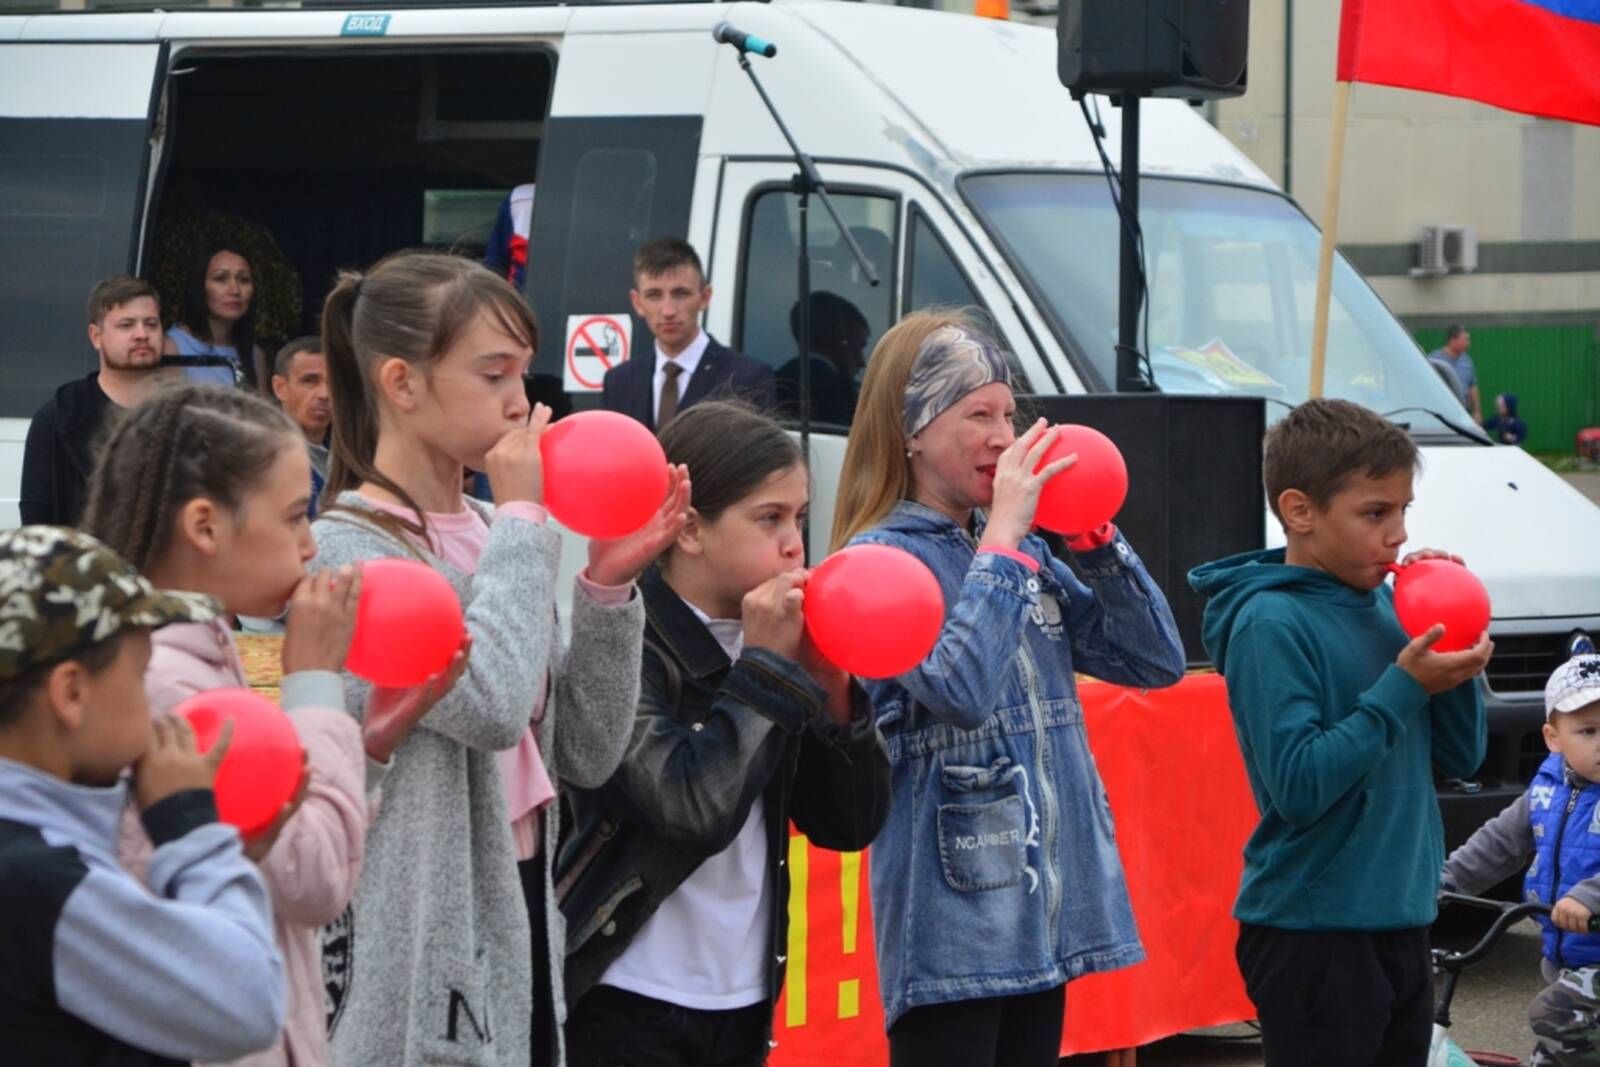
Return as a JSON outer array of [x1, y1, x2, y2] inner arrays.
[[1215, 0, 1600, 328]]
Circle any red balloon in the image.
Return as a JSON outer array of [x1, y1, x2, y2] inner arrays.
[[541, 410, 671, 539], [1033, 424, 1129, 536], [177, 689, 302, 840], [804, 545, 945, 679], [346, 558, 465, 688], [1391, 559, 1492, 653]]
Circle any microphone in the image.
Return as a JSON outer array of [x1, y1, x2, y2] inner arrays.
[[712, 21, 777, 58]]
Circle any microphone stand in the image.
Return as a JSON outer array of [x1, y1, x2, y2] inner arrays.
[[733, 49, 879, 553]]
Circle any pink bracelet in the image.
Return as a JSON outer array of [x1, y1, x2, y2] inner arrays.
[[978, 545, 1040, 573]]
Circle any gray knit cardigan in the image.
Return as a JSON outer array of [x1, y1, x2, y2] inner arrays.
[[311, 494, 643, 1067]]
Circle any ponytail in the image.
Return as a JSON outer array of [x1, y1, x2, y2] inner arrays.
[[317, 250, 539, 549], [322, 274, 377, 503]]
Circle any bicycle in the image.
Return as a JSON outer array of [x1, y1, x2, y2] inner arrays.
[[1430, 891, 1600, 1067]]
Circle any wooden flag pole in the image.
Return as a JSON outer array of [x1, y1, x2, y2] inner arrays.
[[1309, 79, 1352, 400]]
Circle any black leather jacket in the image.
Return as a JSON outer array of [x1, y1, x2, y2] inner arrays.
[[556, 566, 891, 1010]]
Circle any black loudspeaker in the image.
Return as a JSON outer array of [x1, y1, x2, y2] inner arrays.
[[1024, 394, 1265, 666], [1057, 0, 1249, 100]]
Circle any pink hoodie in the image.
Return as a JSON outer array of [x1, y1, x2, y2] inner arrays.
[[120, 619, 377, 1067]]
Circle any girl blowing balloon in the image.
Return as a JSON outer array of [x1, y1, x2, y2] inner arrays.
[[310, 251, 686, 1067], [82, 384, 448, 1067], [831, 311, 1187, 1067], [558, 401, 890, 1067]]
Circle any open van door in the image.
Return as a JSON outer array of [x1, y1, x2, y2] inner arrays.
[[0, 41, 166, 524], [521, 20, 714, 407]]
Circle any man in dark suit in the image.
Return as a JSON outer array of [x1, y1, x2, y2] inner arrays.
[[601, 238, 774, 430]]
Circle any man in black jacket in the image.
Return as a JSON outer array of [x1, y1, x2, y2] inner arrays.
[[601, 239, 774, 430], [20, 277, 172, 526]]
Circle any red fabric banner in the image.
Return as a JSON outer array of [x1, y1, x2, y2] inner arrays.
[[1338, 0, 1600, 126], [769, 673, 1259, 1065]]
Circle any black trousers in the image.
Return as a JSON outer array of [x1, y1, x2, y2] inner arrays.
[[887, 984, 1066, 1067], [1236, 923, 1433, 1067], [519, 858, 558, 1067], [565, 985, 773, 1067]]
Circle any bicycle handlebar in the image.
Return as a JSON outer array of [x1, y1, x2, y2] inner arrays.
[[1436, 892, 1600, 971]]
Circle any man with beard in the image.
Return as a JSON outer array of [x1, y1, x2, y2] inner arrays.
[[19, 277, 173, 526]]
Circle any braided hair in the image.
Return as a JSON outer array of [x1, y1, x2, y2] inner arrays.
[[81, 384, 300, 571]]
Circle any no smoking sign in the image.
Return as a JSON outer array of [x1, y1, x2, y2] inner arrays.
[[564, 314, 632, 393]]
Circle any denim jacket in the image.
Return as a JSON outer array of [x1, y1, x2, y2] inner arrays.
[[556, 567, 892, 1013], [851, 501, 1186, 1027]]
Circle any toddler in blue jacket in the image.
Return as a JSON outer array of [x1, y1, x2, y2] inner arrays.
[[1444, 654, 1600, 1066]]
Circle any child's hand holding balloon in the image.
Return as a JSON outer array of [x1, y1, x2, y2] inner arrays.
[[485, 403, 552, 507], [133, 714, 235, 813], [586, 465, 692, 587], [362, 634, 474, 763], [743, 569, 809, 662], [1397, 626, 1494, 695], [1389, 548, 1494, 693], [282, 565, 363, 675], [242, 751, 310, 863]]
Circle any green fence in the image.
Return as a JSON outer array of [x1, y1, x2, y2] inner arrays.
[[1411, 324, 1600, 454]]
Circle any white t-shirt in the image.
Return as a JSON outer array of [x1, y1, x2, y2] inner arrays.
[[598, 601, 773, 1010]]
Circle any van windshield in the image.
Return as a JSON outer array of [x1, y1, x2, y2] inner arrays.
[[961, 172, 1476, 436]]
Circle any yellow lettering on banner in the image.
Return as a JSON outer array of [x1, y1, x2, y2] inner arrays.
[[838, 978, 861, 1020], [785, 836, 810, 1029], [840, 851, 861, 955]]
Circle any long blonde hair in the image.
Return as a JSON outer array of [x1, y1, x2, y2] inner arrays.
[[830, 308, 989, 551]]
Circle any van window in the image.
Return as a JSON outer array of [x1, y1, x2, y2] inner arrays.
[[906, 207, 979, 312], [1, 43, 162, 418], [963, 172, 1469, 435], [904, 207, 1030, 392], [737, 187, 897, 431], [523, 115, 702, 390]]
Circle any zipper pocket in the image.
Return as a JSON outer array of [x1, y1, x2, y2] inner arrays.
[[554, 815, 619, 906]]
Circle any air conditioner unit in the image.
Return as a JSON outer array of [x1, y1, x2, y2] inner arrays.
[[1413, 225, 1478, 277]]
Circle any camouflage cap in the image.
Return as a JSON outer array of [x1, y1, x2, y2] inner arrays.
[[0, 526, 220, 682]]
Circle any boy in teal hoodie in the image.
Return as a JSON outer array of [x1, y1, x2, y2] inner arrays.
[[1189, 398, 1492, 1067]]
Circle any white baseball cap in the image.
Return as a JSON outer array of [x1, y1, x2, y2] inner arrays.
[[1547, 655, 1600, 718]]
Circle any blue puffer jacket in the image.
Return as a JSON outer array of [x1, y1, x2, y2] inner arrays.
[[1526, 753, 1600, 968], [850, 501, 1186, 1028]]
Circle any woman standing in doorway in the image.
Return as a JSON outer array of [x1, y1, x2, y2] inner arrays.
[[168, 241, 266, 391]]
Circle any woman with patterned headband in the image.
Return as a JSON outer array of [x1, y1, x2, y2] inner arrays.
[[831, 310, 1186, 1067]]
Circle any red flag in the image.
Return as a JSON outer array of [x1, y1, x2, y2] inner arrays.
[[1338, 0, 1600, 126]]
